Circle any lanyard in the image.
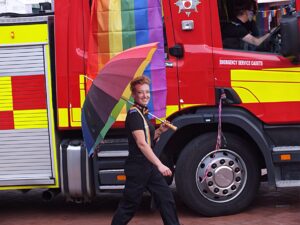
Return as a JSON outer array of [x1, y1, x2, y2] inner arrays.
[[130, 106, 151, 145]]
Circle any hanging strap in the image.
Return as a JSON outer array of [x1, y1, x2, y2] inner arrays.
[[201, 91, 227, 183], [130, 106, 151, 145]]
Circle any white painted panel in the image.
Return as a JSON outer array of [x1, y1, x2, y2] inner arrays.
[[0, 45, 44, 76]]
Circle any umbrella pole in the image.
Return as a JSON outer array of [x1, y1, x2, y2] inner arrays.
[[121, 97, 177, 131]]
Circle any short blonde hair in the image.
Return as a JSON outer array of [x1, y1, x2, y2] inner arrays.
[[130, 75, 151, 93]]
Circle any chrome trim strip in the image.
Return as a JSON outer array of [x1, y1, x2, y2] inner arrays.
[[99, 185, 125, 190], [276, 180, 300, 187], [0, 178, 54, 186], [273, 146, 300, 152], [98, 150, 128, 158], [99, 169, 124, 174]]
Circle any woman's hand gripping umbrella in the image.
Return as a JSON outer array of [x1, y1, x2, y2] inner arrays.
[[122, 98, 177, 131]]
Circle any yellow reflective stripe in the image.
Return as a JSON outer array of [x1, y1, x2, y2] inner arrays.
[[181, 103, 202, 109], [44, 45, 59, 187], [58, 108, 69, 127], [13, 109, 46, 116], [70, 107, 81, 127], [0, 77, 13, 111], [14, 109, 48, 129], [155, 105, 179, 123], [234, 82, 300, 103], [231, 70, 300, 103], [232, 87, 259, 103], [166, 105, 179, 116], [79, 74, 86, 108], [0, 24, 48, 44], [0, 183, 59, 191], [232, 69, 300, 82], [80, 90, 86, 108]]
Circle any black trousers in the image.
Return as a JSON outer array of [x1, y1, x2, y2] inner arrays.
[[111, 159, 180, 225]]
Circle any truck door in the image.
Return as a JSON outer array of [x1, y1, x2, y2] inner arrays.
[[212, 0, 299, 124], [0, 16, 59, 188], [163, 1, 180, 115], [163, 0, 215, 111]]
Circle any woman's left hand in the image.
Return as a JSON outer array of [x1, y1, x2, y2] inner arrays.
[[155, 120, 170, 141], [157, 163, 172, 176], [159, 120, 170, 133]]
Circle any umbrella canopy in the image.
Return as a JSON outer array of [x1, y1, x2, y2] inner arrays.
[[82, 42, 158, 156]]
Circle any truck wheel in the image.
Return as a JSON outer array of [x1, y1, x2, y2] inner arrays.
[[175, 132, 260, 216]]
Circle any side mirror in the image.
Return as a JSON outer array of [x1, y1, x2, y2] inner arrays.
[[280, 15, 299, 58], [169, 44, 184, 58]]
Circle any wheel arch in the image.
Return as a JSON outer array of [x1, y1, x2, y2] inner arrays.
[[154, 106, 275, 185]]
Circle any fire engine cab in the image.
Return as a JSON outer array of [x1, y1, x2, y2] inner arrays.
[[0, 0, 300, 216]]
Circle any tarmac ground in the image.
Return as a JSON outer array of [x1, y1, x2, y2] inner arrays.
[[0, 182, 300, 225]]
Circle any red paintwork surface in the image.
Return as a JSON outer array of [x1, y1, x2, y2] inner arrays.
[[162, 0, 180, 107], [54, 1, 69, 109], [212, 49, 294, 87], [240, 102, 300, 124], [0, 111, 14, 130], [54, 0, 90, 128], [165, 0, 299, 124], [11, 75, 46, 110], [166, 0, 215, 106], [55, 0, 300, 129]]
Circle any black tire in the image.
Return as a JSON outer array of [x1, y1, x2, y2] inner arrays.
[[175, 132, 260, 216]]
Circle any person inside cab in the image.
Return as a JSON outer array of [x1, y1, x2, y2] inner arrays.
[[221, 0, 276, 50]]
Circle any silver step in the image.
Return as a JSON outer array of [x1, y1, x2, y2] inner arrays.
[[97, 138, 128, 158], [99, 185, 125, 190], [97, 150, 128, 158], [273, 146, 300, 152], [276, 180, 300, 187]]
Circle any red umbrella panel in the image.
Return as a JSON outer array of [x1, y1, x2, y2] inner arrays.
[[82, 43, 158, 156]]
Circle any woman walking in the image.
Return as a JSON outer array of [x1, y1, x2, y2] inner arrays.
[[111, 75, 180, 225]]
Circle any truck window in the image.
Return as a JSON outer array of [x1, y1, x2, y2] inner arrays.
[[218, 0, 295, 53], [163, 20, 169, 59], [163, 18, 173, 60]]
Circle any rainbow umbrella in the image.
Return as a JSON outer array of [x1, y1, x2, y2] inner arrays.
[[82, 42, 158, 156]]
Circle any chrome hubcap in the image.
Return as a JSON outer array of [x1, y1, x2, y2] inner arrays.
[[196, 149, 247, 203]]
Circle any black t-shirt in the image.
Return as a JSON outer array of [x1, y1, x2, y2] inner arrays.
[[221, 18, 250, 49], [223, 19, 249, 39], [245, 20, 259, 37], [125, 107, 155, 157]]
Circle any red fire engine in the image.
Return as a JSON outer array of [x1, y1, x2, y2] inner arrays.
[[0, 0, 300, 216]]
